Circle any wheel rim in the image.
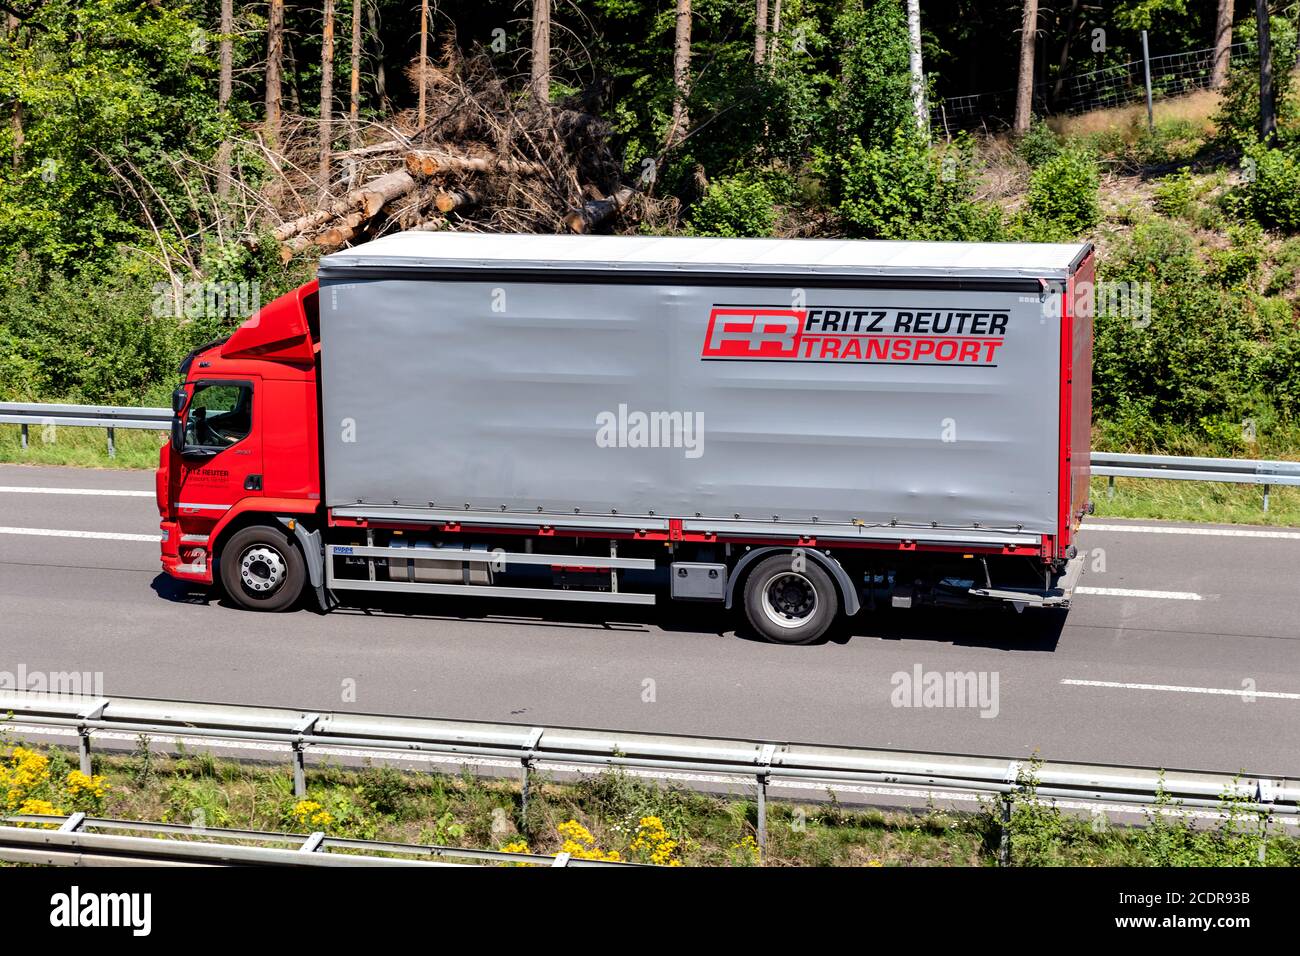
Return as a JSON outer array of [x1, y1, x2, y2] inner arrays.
[[760, 571, 818, 629], [239, 544, 286, 596]]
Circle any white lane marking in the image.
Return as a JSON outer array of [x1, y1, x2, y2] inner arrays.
[[1074, 586, 1203, 600], [0, 526, 158, 543], [1083, 523, 1300, 539], [0, 485, 153, 497], [1062, 678, 1300, 701]]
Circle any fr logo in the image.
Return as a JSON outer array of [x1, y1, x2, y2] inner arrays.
[[702, 308, 804, 359]]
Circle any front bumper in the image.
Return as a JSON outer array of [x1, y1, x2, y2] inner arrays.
[[160, 521, 214, 584]]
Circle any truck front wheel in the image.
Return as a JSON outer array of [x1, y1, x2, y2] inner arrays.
[[219, 525, 306, 612], [742, 554, 839, 645]]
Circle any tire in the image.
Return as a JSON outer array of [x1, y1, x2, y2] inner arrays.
[[218, 524, 306, 612], [742, 553, 840, 645]]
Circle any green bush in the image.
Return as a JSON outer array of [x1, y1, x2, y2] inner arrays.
[[829, 2, 915, 153], [1022, 147, 1100, 239], [686, 176, 777, 238], [1017, 118, 1062, 168], [1264, 237, 1300, 294], [1207, 224, 1263, 288], [1241, 144, 1300, 232], [1092, 217, 1300, 441], [832, 130, 1003, 241], [1152, 169, 1196, 219]]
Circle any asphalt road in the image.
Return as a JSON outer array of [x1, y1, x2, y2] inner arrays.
[[2, 463, 1298, 776]]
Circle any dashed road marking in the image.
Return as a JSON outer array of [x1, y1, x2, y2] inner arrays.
[[1083, 523, 1300, 540], [0, 526, 158, 543], [1074, 586, 1204, 600], [1061, 679, 1300, 700], [0, 485, 153, 497]]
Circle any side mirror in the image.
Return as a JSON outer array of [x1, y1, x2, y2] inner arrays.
[[171, 386, 188, 414]]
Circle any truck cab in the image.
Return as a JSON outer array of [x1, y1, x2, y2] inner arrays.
[[158, 281, 323, 608]]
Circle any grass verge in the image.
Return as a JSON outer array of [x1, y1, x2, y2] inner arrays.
[[2, 740, 1297, 867], [1089, 475, 1300, 526], [0, 424, 165, 470]]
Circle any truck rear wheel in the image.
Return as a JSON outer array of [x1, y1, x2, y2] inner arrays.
[[219, 525, 306, 612], [742, 554, 839, 645]]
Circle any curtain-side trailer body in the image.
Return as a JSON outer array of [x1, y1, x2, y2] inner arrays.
[[158, 233, 1094, 643]]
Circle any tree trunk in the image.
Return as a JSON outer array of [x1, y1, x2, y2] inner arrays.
[[531, 0, 551, 104], [755, 0, 767, 65], [1257, 0, 1276, 145], [906, 0, 926, 136], [417, 0, 428, 129], [564, 186, 635, 234], [320, 0, 335, 189], [367, 1, 390, 113], [216, 0, 233, 198], [1051, 0, 1082, 104], [1013, 0, 1038, 135], [404, 150, 546, 177], [1211, 0, 1233, 89], [285, 30, 302, 113], [349, 0, 361, 145], [434, 188, 478, 212], [667, 0, 691, 148], [770, 0, 781, 60], [265, 0, 284, 147], [7, 14, 23, 170]]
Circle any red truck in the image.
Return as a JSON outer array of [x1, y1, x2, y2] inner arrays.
[[157, 233, 1093, 643]]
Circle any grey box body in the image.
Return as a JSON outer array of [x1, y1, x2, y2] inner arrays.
[[317, 236, 1086, 541]]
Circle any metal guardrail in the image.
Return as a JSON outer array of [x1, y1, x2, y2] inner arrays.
[[1, 692, 1295, 866], [1090, 451, 1300, 512], [0, 812, 625, 868], [3, 401, 1297, 506], [0, 402, 170, 459]]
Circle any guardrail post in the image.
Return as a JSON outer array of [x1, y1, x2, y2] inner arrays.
[[999, 794, 1012, 867], [519, 728, 544, 835], [1107, 475, 1115, 499], [106, 427, 115, 459], [78, 727, 93, 777], [292, 740, 307, 797], [755, 743, 775, 860], [520, 758, 531, 829], [19, 423, 27, 450], [1263, 483, 1270, 513]]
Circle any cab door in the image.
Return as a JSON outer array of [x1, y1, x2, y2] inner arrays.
[[175, 378, 263, 533]]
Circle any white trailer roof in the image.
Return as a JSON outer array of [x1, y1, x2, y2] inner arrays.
[[319, 232, 1092, 280]]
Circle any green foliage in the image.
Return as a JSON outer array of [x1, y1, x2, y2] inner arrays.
[[832, 130, 1003, 241], [1092, 217, 1300, 443], [1212, 15, 1299, 151], [1240, 144, 1300, 233], [828, 2, 915, 154], [686, 175, 777, 237], [1152, 168, 1196, 219], [1020, 147, 1100, 239], [1017, 119, 1062, 168], [0, 0, 236, 272]]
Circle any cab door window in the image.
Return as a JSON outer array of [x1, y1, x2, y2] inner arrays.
[[183, 382, 253, 451]]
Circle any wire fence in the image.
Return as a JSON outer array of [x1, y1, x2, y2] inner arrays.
[[933, 41, 1251, 134]]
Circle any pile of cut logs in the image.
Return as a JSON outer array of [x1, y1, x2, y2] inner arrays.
[[270, 144, 635, 260]]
